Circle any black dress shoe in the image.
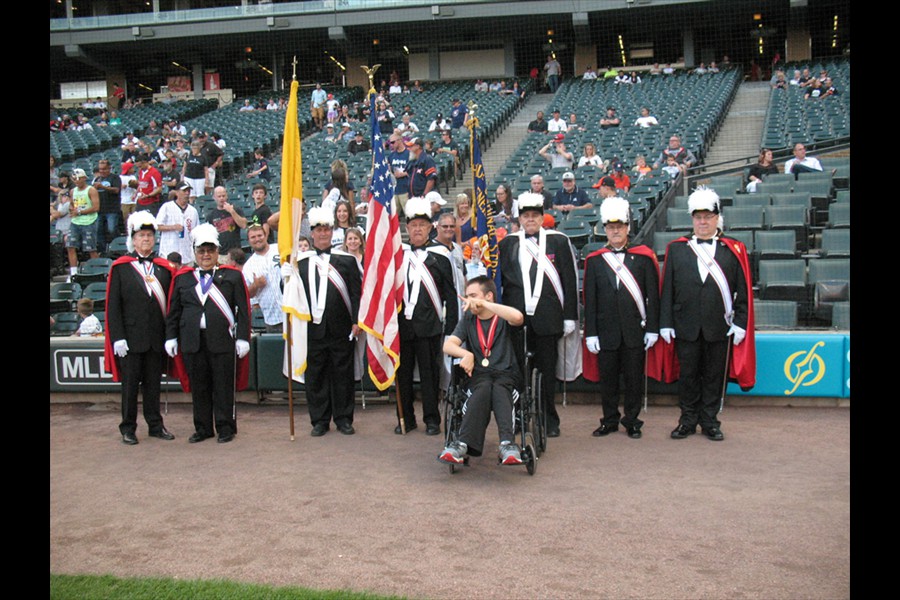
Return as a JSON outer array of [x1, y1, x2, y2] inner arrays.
[[311, 423, 329, 437], [188, 432, 212, 443], [217, 432, 235, 443], [149, 427, 175, 441], [121, 432, 138, 445], [425, 424, 441, 436], [337, 422, 355, 435], [670, 424, 696, 439], [546, 426, 560, 438], [592, 423, 618, 437], [394, 423, 417, 435], [703, 427, 724, 441], [626, 426, 642, 439]]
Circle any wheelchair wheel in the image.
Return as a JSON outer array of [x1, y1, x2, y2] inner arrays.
[[523, 432, 537, 476], [531, 368, 546, 456]]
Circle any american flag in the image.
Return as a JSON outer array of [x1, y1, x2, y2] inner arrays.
[[358, 92, 403, 391]]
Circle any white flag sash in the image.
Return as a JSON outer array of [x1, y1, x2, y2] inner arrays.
[[193, 268, 236, 336], [518, 230, 564, 315], [130, 260, 167, 319], [600, 251, 647, 326], [687, 237, 734, 326], [402, 249, 442, 321]]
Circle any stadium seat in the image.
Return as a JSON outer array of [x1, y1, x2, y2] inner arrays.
[[754, 300, 798, 330]]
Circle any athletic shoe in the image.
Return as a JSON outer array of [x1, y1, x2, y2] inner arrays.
[[439, 441, 467, 464], [499, 441, 523, 465]]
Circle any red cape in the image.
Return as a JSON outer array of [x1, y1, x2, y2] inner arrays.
[[581, 245, 662, 382], [167, 264, 251, 392], [103, 256, 177, 382], [648, 236, 757, 390]]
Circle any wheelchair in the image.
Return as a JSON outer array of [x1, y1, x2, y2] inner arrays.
[[441, 345, 544, 476]]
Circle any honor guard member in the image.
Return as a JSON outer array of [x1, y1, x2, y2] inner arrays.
[[296, 207, 362, 436], [104, 211, 176, 445], [582, 198, 660, 439], [396, 196, 459, 435], [165, 223, 251, 444], [498, 192, 579, 438], [658, 188, 756, 441]]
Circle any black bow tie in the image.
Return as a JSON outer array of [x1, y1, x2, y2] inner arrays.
[[316, 247, 331, 255], [137, 256, 153, 263], [608, 247, 627, 254], [696, 238, 714, 245], [200, 269, 214, 277], [411, 245, 429, 252]]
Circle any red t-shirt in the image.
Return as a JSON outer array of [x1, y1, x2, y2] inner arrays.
[[137, 167, 162, 206]]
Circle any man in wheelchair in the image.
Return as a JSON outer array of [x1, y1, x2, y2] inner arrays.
[[440, 276, 525, 466]]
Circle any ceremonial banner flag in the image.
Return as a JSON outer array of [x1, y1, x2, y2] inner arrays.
[[469, 124, 502, 300], [358, 91, 404, 390]]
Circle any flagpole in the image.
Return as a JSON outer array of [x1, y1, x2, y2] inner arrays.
[[284, 56, 300, 440]]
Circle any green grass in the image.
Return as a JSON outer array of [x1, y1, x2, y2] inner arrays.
[[50, 574, 408, 600]]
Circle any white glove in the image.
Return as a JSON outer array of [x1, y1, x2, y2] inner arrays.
[[281, 262, 293, 280], [113, 339, 129, 358], [728, 324, 746, 346], [644, 332, 659, 350], [585, 336, 600, 354], [660, 328, 675, 344], [236, 339, 250, 358], [563, 320, 577, 336], [165, 339, 178, 358]]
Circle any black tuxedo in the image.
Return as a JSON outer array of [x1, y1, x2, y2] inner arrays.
[[660, 236, 749, 430], [583, 246, 659, 428], [397, 243, 459, 429], [106, 253, 174, 436], [296, 249, 362, 428], [498, 231, 578, 432], [166, 266, 250, 438]]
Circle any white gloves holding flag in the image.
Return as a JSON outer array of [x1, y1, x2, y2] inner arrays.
[[113, 340, 129, 358]]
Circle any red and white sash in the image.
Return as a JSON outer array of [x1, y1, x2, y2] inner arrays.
[[130, 259, 167, 319], [600, 250, 647, 326], [194, 268, 236, 336], [517, 230, 564, 316], [687, 237, 734, 326], [402, 247, 443, 321]]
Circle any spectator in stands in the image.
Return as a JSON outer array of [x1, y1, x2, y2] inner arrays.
[[197, 131, 223, 195], [173, 139, 188, 162], [374, 100, 394, 135], [121, 131, 137, 148], [266, 98, 278, 111], [797, 68, 812, 87], [545, 54, 562, 92], [242, 220, 284, 334], [387, 132, 411, 214], [609, 161, 631, 192], [248, 184, 274, 243], [121, 141, 138, 164], [51, 172, 73, 240], [614, 71, 632, 85], [527, 111, 548, 134], [599, 107, 621, 129], [119, 162, 137, 220], [396, 113, 419, 135], [145, 119, 162, 140], [50, 155, 61, 203], [436, 129, 459, 165], [224, 246, 247, 270], [406, 137, 438, 200], [772, 71, 788, 90], [342, 227, 365, 267], [662, 155, 682, 179], [134, 154, 163, 216], [424, 138, 437, 157], [206, 186, 246, 253], [821, 77, 838, 96], [784, 143, 823, 177], [311, 83, 327, 130], [633, 155, 652, 179], [634, 107, 659, 128], [412, 80, 424, 93], [247, 148, 272, 183], [708, 62, 720, 73], [112, 83, 125, 108], [454, 191, 475, 242], [567, 113, 586, 132], [804, 79, 825, 99], [335, 122, 353, 142], [789, 70, 802, 86], [511, 81, 525, 102], [693, 62, 708, 75], [539, 134, 574, 170], [603, 66, 618, 79], [239, 99, 255, 112], [583, 66, 598, 80], [553, 171, 591, 213], [450, 98, 468, 129], [181, 141, 208, 203], [649, 63, 662, 75], [663, 64, 675, 75], [347, 131, 371, 155], [166, 252, 182, 270], [109, 111, 122, 126], [92, 160, 122, 252], [474, 79, 488, 92], [326, 93, 340, 124], [746, 148, 779, 192], [331, 200, 357, 248], [489, 80, 502, 92], [530, 174, 554, 209], [593, 175, 619, 199], [494, 184, 516, 227], [75, 298, 103, 337], [653, 134, 697, 170], [322, 123, 338, 143], [66, 168, 101, 279], [547, 109, 568, 133], [578, 143, 605, 169], [157, 182, 199, 266], [323, 159, 356, 209], [429, 112, 450, 132]]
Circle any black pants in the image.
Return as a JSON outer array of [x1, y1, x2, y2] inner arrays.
[[458, 373, 517, 456], [184, 332, 236, 437], [597, 345, 645, 429], [512, 325, 561, 430], [397, 334, 442, 428], [118, 349, 165, 435], [305, 335, 355, 428], [675, 337, 728, 430]]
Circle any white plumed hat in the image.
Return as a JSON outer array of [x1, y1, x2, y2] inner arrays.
[[599, 196, 630, 226], [126, 210, 158, 253], [404, 196, 432, 222], [308, 206, 335, 228], [190, 222, 219, 249], [516, 192, 544, 213]]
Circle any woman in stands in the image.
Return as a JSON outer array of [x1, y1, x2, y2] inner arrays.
[[341, 227, 365, 268], [331, 200, 357, 248], [633, 155, 652, 179], [746, 148, 779, 193], [322, 159, 356, 209], [455, 191, 476, 243], [493, 184, 517, 230], [50, 156, 60, 203], [578, 143, 605, 169]]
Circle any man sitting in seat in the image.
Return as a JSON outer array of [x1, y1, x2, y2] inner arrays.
[[441, 276, 525, 466]]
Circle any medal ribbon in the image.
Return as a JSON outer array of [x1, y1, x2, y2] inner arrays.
[[476, 315, 499, 361]]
